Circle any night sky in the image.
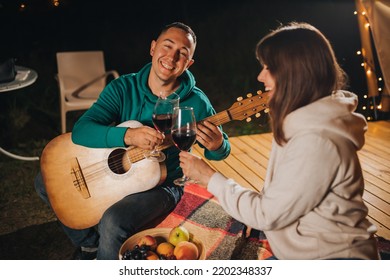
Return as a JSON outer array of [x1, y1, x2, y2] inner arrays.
[[0, 0, 375, 137]]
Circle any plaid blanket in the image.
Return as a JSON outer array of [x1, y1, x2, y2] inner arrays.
[[157, 183, 273, 260], [157, 183, 390, 260]]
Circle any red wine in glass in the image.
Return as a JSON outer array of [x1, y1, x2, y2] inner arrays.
[[172, 129, 196, 151], [152, 113, 173, 134]]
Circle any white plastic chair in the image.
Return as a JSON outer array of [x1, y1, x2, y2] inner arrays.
[[56, 51, 119, 133]]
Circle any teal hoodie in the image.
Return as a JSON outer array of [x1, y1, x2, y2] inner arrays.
[[72, 63, 230, 184]]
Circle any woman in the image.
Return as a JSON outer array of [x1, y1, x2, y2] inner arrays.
[[179, 22, 379, 259]]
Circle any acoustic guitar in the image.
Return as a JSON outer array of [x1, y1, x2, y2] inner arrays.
[[40, 91, 268, 229]]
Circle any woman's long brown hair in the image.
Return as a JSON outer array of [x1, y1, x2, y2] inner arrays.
[[256, 22, 347, 145]]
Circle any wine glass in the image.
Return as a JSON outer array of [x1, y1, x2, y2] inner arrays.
[[144, 92, 180, 162], [171, 106, 197, 186]]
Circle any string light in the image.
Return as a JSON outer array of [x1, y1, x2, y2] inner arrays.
[[17, 1, 61, 11], [354, 4, 381, 121], [19, 3, 26, 11]]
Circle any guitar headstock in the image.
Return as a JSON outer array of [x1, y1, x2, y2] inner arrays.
[[228, 90, 269, 122]]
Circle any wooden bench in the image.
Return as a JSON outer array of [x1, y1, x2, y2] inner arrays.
[[193, 120, 390, 239]]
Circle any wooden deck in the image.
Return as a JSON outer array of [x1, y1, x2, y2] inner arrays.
[[193, 120, 390, 240]]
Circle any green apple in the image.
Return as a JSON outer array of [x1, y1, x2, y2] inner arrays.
[[168, 226, 190, 246]]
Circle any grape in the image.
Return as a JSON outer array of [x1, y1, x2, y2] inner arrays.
[[121, 244, 151, 260]]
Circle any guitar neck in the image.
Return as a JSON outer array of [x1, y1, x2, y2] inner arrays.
[[202, 110, 231, 127]]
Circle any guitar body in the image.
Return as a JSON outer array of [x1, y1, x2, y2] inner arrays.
[[40, 120, 167, 229]]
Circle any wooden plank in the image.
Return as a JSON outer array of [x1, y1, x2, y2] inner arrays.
[[367, 217, 390, 240], [359, 157, 390, 184], [358, 149, 390, 168], [223, 153, 263, 192], [363, 171, 390, 194], [363, 191, 390, 217], [365, 203, 390, 239], [363, 180, 390, 204], [366, 120, 390, 137], [192, 145, 258, 191], [229, 137, 269, 176], [363, 141, 390, 158], [239, 135, 272, 159]]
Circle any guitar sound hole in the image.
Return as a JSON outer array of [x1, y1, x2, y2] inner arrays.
[[107, 148, 131, 175]]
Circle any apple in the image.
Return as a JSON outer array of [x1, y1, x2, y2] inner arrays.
[[173, 241, 199, 260], [168, 226, 190, 246], [137, 235, 157, 251]]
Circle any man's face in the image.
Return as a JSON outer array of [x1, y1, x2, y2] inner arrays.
[[150, 27, 195, 85]]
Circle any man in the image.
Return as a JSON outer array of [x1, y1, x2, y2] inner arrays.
[[35, 22, 230, 259]]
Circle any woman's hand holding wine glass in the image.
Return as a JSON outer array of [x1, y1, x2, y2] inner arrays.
[[171, 106, 197, 186], [178, 151, 216, 187]]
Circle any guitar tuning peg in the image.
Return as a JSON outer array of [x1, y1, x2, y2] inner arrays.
[[246, 117, 252, 122], [237, 96, 243, 101], [255, 113, 261, 118], [257, 90, 262, 95], [247, 93, 253, 98], [264, 108, 270, 113]]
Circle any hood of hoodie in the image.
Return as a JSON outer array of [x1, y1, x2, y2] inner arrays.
[[136, 62, 195, 104], [283, 90, 367, 150]]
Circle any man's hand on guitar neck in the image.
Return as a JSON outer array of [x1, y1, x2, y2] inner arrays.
[[124, 126, 164, 150], [196, 120, 223, 151]]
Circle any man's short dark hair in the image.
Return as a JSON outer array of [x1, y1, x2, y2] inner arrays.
[[159, 22, 197, 45]]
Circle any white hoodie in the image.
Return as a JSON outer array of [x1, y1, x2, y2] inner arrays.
[[208, 90, 379, 259]]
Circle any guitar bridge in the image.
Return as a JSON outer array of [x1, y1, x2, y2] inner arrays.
[[70, 158, 91, 199]]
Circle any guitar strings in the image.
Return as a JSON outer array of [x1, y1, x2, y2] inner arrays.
[[79, 148, 146, 182]]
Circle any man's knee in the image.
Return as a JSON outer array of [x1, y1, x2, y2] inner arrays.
[[34, 171, 49, 203]]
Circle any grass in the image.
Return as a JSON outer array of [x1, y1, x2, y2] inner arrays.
[[0, 141, 56, 235]]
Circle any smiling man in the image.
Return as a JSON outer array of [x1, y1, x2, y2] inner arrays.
[[34, 22, 231, 259], [149, 24, 195, 91]]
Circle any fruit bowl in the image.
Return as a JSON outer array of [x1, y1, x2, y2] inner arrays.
[[119, 227, 206, 260]]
